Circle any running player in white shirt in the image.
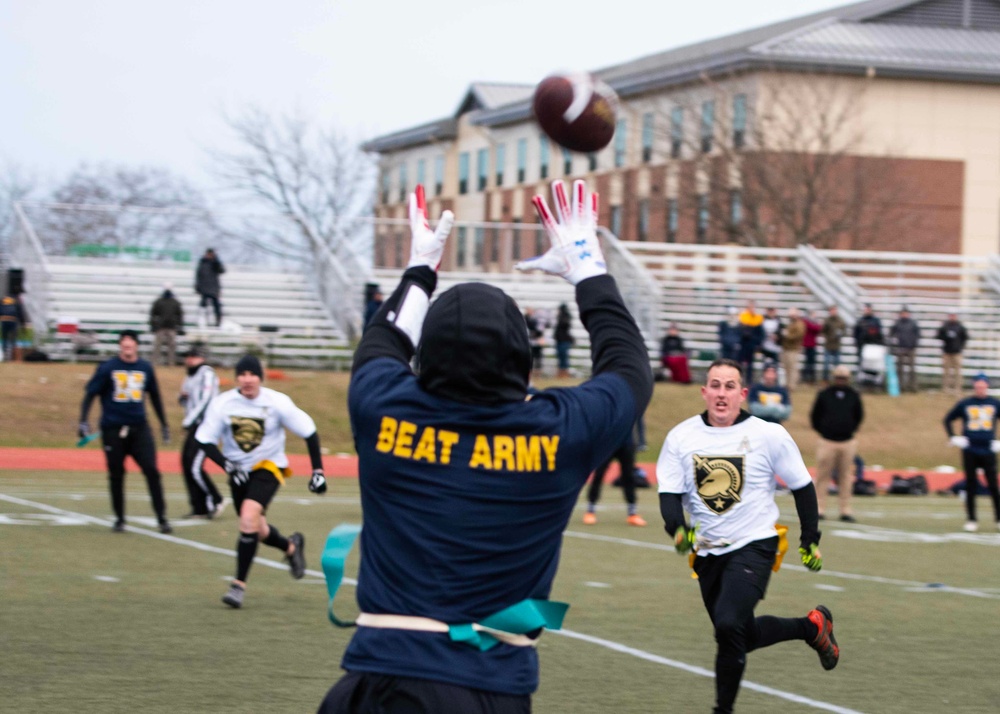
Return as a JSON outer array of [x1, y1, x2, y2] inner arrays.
[[195, 354, 328, 608], [657, 358, 839, 714]]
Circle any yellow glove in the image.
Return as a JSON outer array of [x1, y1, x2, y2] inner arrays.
[[674, 524, 697, 555], [799, 543, 823, 572]]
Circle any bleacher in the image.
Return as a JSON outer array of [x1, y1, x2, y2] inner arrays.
[[41, 258, 353, 368]]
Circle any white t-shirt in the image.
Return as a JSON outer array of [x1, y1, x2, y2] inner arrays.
[[195, 387, 316, 469], [656, 413, 811, 555]]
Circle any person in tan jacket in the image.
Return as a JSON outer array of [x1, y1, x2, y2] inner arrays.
[[781, 308, 806, 391]]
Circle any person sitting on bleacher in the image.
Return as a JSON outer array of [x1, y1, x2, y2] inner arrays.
[[660, 323, 691, 384], [748, 361, 791, 424]]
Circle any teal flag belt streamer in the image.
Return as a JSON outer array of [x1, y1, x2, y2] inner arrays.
[[320, 523, 569, 649]]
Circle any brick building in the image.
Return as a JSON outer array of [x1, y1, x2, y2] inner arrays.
[[364, 0, 1000, 269]]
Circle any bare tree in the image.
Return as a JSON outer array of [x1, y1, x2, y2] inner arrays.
[[0, 160, 39, 254], [656, 71, 918, 250], [211, 106, 376, 265]]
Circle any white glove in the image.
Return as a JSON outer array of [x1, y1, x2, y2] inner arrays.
[[308, 469, 327, 494], [950, 435, 970, 449], [992, 440, 1000, 454], [224, 460, 250, 487], [407, 184, 454, 270], [515, 179, 607, 285]]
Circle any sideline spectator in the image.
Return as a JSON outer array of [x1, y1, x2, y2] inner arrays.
[[936, 312, 968, 395], [718, 306, 741, 361], [780, 307, 805, 391], [78, 329, 172, 534], [760, 307, 783, 365], [660, 322, 691, 384], [748, 362, 791, 424], [524, 307, 545, 378], [889, 307, 920, 393], [1, 291, 27, 361], [943, 373, 1000, 532], [853, 304, 884, 359], [149, 282, 184, 366], [194, 248, 225, 327], [554, 303, 575, 378], [821, 305, 847, 382], [738, 301, 764, 383], [363, 289, 383, 332], [810, 364, 864, 522], [802, 310, 822, 384]]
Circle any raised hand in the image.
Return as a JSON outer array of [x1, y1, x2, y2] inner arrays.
[[407, 184, 455, 270], [516, 179, 607, 285]]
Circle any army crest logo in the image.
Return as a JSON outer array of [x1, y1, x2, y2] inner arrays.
[[230, 416, 265, 453], [693, 454, 745, 514]]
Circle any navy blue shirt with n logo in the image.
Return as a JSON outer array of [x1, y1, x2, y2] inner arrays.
[[84, 357, 161, 428]]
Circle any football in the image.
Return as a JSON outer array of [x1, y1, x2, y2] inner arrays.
[[532, 72, 619, 153]]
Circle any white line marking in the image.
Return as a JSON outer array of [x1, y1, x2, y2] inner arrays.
[[0, 493, 862, 712]]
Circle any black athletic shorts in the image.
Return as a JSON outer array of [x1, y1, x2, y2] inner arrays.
[[231, 468, 281, 514], [317, 672, 531, 714]]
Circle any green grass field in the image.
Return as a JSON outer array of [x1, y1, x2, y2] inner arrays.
[[4, 469, 1000, 713]]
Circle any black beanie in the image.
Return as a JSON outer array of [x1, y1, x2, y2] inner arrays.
[[235, 354, 264, 380], [417, 283, 531, 405]]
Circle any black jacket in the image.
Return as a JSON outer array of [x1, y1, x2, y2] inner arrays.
[[810, 385, 864, 442], [195, 256, 225, 296]]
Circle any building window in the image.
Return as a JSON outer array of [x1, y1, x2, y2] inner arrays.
[[614, 119, 627, 167], [474, 227, 485, 266], [394, 232, 404, 267], [637, 199, 649, 241], [489, 227, 499, 263], [416, 159, 426, 191], [381, 170, 390, 205], [701, 101, 715, 153], [511, 219, 521, 261], [730, 190, 742, 226], [539, 136, 550, 180], [696, 194, 709, 243], [477, 148, 488, 191], [458, 152, 469, 195], [733, 94, 747, 149], [456, 226, 467, 266], [496, 144, 506, 187], [535, 224, 545, 257], [434, 156, 444, 196], [398, 163, 408, 202], [588, 153, 597, 172], [667, 198, 678, 242], [517, 138, 527, 183], [562, 148, 572, 175], [610, 205, 622, 236], [670, 106, 683, 159], [642, 112, 654, 163]]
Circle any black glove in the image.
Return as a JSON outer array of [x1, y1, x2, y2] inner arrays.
[[78, 422, 90, 439], [308, 469, 327, 494], [161, 425, 171, 445], [225, 461, 249, 487]]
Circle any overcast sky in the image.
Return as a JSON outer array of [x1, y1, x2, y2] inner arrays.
[[0, 0, 850, 190]]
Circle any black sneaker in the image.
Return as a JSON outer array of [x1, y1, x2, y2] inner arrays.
[[839, 514, 857, 523], [112, 520, 126, 533], [222, 583, 245, 609], [286, 532, 306, 579], [159, 520, 173, 534], [807, 605, 840, 670]]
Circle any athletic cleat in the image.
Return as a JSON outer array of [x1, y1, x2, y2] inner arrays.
[[210, 498, 229, 520], [964, 521, 978, 532], [112, 519, 126, 533], [222, 583, 245, 609], [287, 532, 306, 579], [807, 605, 839, 670], [158, 520, 173, 534], [626, 514, 647, 527], [582, 512, 598, 525]]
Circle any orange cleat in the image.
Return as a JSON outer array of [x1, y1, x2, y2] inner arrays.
[[582, 512, 598, 525], [626, 514, 647, 527], [807, 605, 840, 670]]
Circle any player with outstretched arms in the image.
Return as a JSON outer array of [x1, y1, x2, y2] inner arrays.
[[195, 354, 327, 609], [657, 358, 839, 714], [318, 180, 653, 713]]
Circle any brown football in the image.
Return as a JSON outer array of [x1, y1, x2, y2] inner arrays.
[[532, 72, 619, 153]]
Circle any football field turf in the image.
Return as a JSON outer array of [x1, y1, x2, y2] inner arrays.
[[3, 470, 1000, 713]]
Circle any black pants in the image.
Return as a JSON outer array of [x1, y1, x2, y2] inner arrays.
[[199, 293, 221, 325], [1, 322, 16, 359], [318, 672, 531, 714], [962, 450, 1000, 522], [102, 423, 166, 523], [181, 427, 223, 515], [588, 440, 636, 506], [694, 537, 809, 714]]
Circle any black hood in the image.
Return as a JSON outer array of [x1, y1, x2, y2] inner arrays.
[[417, 283, 531, 405]]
